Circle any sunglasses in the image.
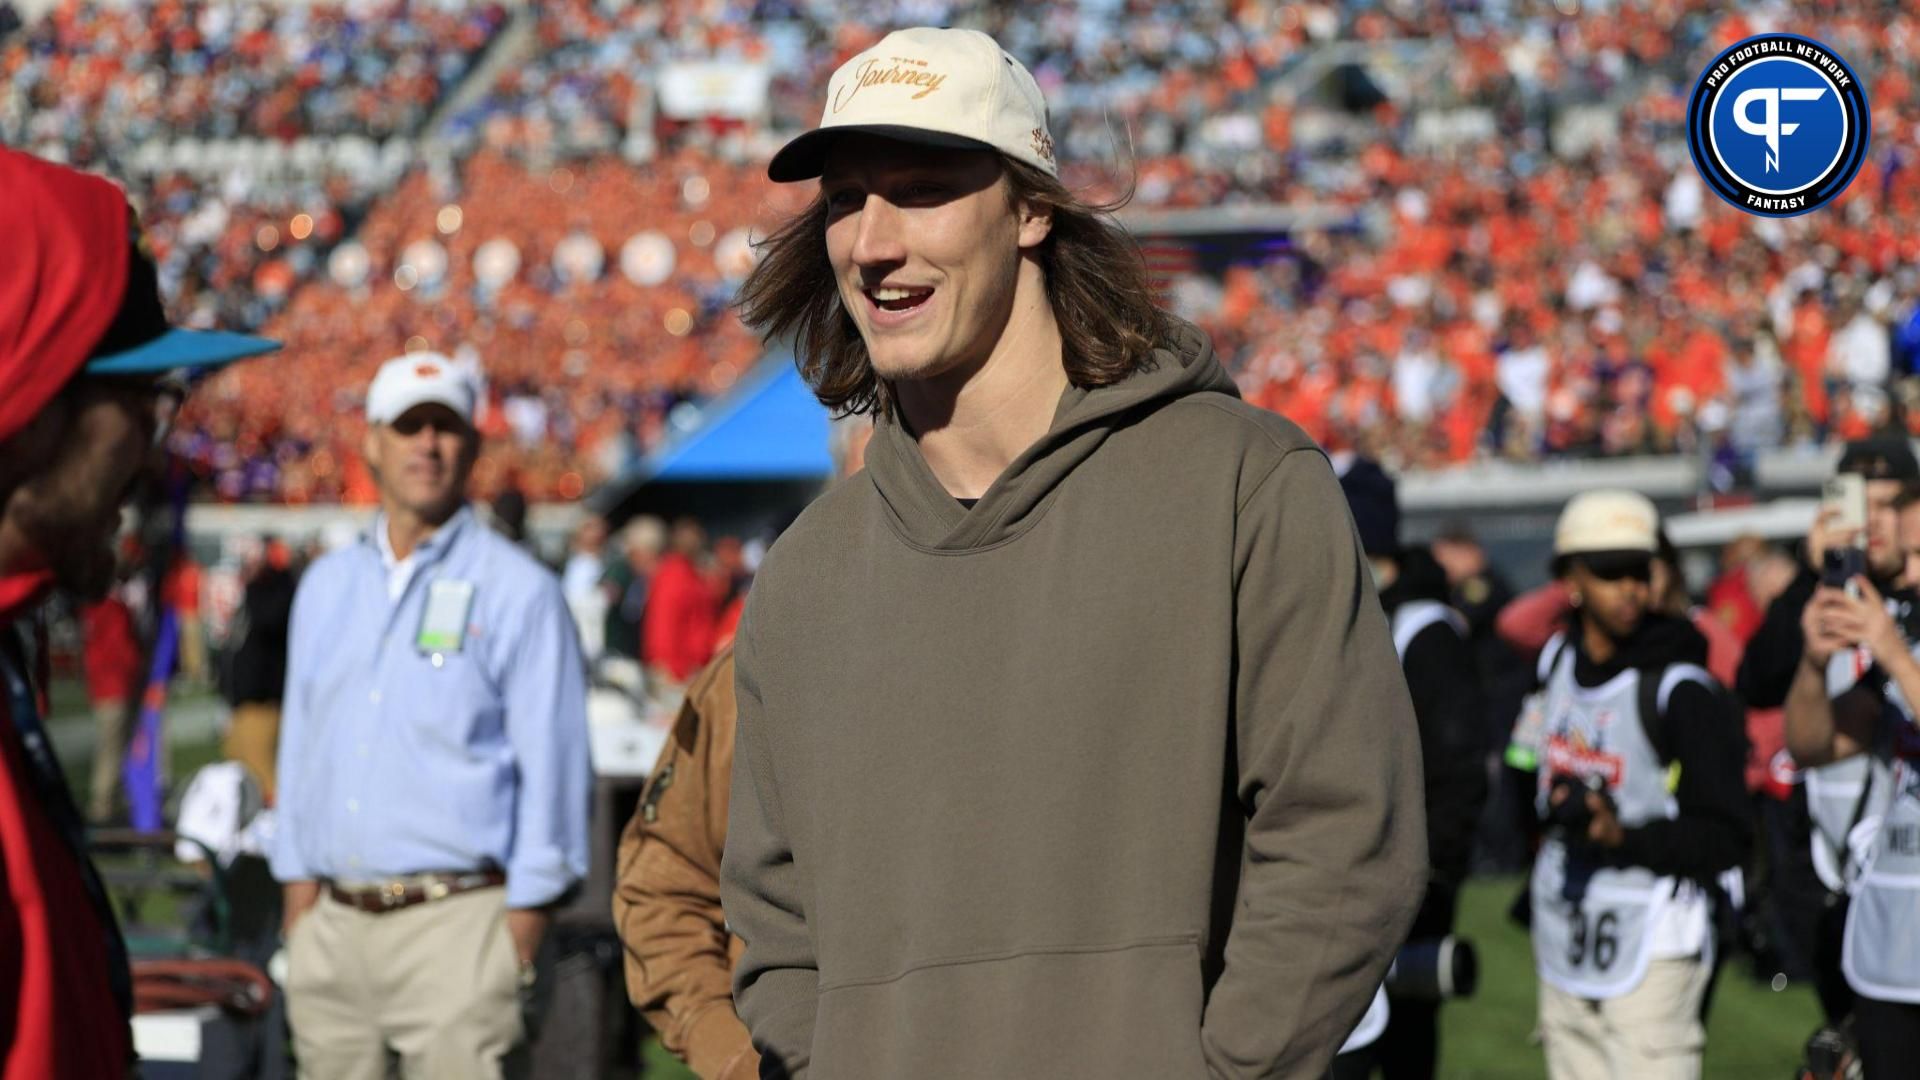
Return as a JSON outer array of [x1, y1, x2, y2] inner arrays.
[[388, 409, 470, 437], [1581, 554, 1654, 583]]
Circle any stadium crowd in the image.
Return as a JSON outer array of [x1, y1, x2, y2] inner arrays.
[[15, 3, 1920, 1076], [0, 0, 507, 160], [6, 0, 1920, 499], [176, 147, 782, 503]]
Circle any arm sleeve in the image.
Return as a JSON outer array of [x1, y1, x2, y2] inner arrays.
[[613, 660, 758, 1080], [1402, 623, 1489, 891], [1612, 681, 1752, 880], [1736, 568, 1818, 708], [268, 582, 313, 883], [1198, 449, 1428, 1079], [1493, 582, 1571, 661], [501, 582, 592, 908], [719, 615, 819, 1077]]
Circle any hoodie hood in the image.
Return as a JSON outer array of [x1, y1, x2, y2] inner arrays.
[[864, 319, 1239, 551]]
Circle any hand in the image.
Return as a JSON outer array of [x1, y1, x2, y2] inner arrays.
[[1547, 783, 1624, 848], [1801, 586, 1859, 668], [1835, 576, 1909, 671], [1805, 508, 1857, 573], [505, 907, 550, 971], [282, 880, 320, 939], [1583, 792, 1625, 848]]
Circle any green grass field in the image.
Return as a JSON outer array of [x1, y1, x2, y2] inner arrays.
[[1440, 876, 1817, 1079]]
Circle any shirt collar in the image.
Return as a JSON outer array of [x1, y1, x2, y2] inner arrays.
[[368, 504, 473, 571]]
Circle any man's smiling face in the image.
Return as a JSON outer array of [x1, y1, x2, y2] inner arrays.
[[822, 135, 1049, 386]]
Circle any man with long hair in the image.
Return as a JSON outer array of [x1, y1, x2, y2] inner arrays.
[[720, 27, 1426, 1078]]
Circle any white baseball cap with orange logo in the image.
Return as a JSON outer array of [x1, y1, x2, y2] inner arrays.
[[365, 352, 477, 426], [768, 27, 1057, 182]]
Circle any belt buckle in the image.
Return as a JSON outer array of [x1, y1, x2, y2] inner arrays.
[[381, 880, 408, 910]]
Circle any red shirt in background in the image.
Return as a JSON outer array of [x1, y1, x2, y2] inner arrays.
[[162, 556, 201, 615], [1705, 567, 1763, 644], [642, 552, 719, 683], [80, 597, 141, 706]]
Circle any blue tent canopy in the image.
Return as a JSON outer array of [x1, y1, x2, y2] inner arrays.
[[633, 354, 832, 484]]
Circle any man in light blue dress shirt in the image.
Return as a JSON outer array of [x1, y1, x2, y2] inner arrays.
[[270, 353, 591, 1079]]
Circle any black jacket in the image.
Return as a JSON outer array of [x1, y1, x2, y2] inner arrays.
[[222, 566, 295, 706], [1564, 614, 1752, 882], [1382, 548, 1488, 893], [1736, 566, 1821, 710]]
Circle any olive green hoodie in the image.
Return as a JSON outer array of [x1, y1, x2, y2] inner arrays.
[[721, 320, 1426, 1079]]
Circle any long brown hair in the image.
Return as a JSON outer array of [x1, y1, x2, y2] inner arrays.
[[734, 156, 1172, 420]]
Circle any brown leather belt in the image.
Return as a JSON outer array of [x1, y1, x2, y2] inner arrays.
[[325, 870, 505, 914]]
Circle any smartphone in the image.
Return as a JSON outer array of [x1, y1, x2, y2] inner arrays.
[[1820, 473, 1869, 595], [1821, 473, 1868, 539], [1823, 546, 1867, 593]]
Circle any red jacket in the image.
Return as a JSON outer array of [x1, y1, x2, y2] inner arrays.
[[0, 570, 133, 1079], [643, 553, 719, 683], [80, 597, 141, 706]]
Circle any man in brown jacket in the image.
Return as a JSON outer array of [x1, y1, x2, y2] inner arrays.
[[613, 645, 758, 1079]]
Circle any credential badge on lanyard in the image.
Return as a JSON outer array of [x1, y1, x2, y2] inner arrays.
[[417, 578, 476, 661]]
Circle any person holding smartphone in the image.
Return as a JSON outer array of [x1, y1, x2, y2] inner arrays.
[[1787, 512, 1920, 1076], [1735, 436, 1920, 1028], [1741, 438, 1919, 712]]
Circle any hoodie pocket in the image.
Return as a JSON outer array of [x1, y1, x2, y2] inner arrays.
[[813, 936, 1209, 1080]]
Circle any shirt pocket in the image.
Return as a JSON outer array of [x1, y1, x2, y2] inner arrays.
[[398, 647, 506, 757]]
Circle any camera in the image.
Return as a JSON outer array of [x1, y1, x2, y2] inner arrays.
[[1822, 546, 1867, 592], [1385, 936, 1478, 1002], [1546, 774, 1611, 837], [1797, 1022, 1860, 1080]]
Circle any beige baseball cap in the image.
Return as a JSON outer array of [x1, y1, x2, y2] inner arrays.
[[366, 352, 476, 426], [768, 27, 1057, 183], [1554, 490, 1659, 556]]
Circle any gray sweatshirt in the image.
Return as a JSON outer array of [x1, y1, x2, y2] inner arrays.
[[720, 320, 1427, 1079]]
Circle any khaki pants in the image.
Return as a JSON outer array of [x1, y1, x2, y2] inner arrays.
[[1539, 957, 1710, 1080], [88, 699, 133, 824], [223, 702, 281, 802], [177, 615, 208, 684], [285, 887, 526, 1080]]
